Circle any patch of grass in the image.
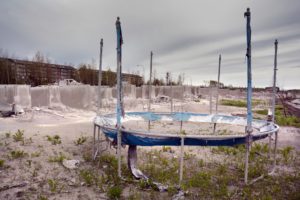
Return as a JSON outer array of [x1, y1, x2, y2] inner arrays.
[[167, 185, 178, 196], [140, 151, 179, 184], [47, 179, 58, 193], [212, 146, 240, 155], [254, 109, 268, 115], [185, 171, 211, 189], [31, 151, 41, 158], [48, 153, 66, 163], [179, 130, 186, 135], [13, 129, 24, 142], [74, 136, 87, 145], [46, 135, 62, 145], [280, 146, 294, 163], [251, 143, 269, 154], [162, 146, 173, 153], [38, 195, 48, 200], [276, 115, 300, 128], [220, 99, 263, 107], [0, 159, 4, 168], [79, 169, 95, 186], [255, 106, 300, 128], [107, 185, 122, 200], [10, 150, 27, 159], [5, 132, 11, 138]]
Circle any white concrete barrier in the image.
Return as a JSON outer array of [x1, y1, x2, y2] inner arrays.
[[0, 85, 31, 108]]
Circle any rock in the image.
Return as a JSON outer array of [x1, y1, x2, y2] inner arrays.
[[62, 159, 80, 169]]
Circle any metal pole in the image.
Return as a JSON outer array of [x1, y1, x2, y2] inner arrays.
[[215, 54, 221, 113], [244, 8, 253, 184], [272, 39, 278, 165], [93, 124, 96, 158], [170, 74, 173, 113], [98, 39, 103, 115], [273, 131, 278, 169], [116, 17, 123, 178], [272, 40, 278, 123], [209, 86, 213, 114], [213, 54, 221, 133], [148, 51, 153, 131]]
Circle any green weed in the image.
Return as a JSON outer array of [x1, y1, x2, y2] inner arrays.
[[31, 151, 41, 158], [280, 146, 294, 163], [0, 159, 4, 168], [5, 132, 11, 138], [79, 169, 95, 186], [39, 195, 48, 200], [107, 185, 122, 200], [220, 99, 263, 108], [46, 135, 61, 145], [48, 153, 66, 163], [47, 179, 58, 193], [74, 136, 87, 145], [10, 150, 27, 159], [13, 129, 24, 142]]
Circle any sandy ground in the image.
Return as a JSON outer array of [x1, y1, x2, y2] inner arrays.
[[0, 100, 299, 199]]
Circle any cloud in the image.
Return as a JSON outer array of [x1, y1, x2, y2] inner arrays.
[[0, 0, 299, 88]]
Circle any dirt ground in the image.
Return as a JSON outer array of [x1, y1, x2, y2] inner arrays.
[[0, 100, 299, 199]]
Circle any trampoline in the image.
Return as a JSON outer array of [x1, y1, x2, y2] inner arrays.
[[93, 8, 280, 187], [94, 112, 278, 147]]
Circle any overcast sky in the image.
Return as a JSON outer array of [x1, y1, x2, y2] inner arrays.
[[0, 0, 299, 89]]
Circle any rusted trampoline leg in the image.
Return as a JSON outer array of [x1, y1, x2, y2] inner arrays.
[[179, 136, 184, 185], [97, 126, 101, 156], [268, 133, 272, 158], [273, 131, 278, 169], [128, 145, 148, 180], [93, 124, 96, 159], [128, 145, 168, 192]]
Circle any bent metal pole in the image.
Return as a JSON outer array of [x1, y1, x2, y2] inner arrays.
[[148, 51, 153, 131], [98, 38, 103, 115], [116, 17, 123, 178], [244, 8, 253, 184]]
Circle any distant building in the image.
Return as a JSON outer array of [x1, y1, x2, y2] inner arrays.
[[122, 73, 143, 86], [0, 57, 76, 86], [0, 57, 143, 86], [265, 86, 280, 92]]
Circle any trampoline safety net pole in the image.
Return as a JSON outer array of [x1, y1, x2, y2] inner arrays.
[[98, 38, 103, 115], [213, 54, 221, 133], [171, 74, 173, 113], [116, 17, 123, 178], [244, 8, 253, 185], [272, 39, 278, 169], [148, 51, 153, 131], [215, 54, 221, 114]]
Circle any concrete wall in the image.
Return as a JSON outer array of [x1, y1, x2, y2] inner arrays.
[[0, 84, 276, 110], [0, 85, 31, 108]]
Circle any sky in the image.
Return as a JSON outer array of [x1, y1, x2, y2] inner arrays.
[[0, 0, 299, 89]]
